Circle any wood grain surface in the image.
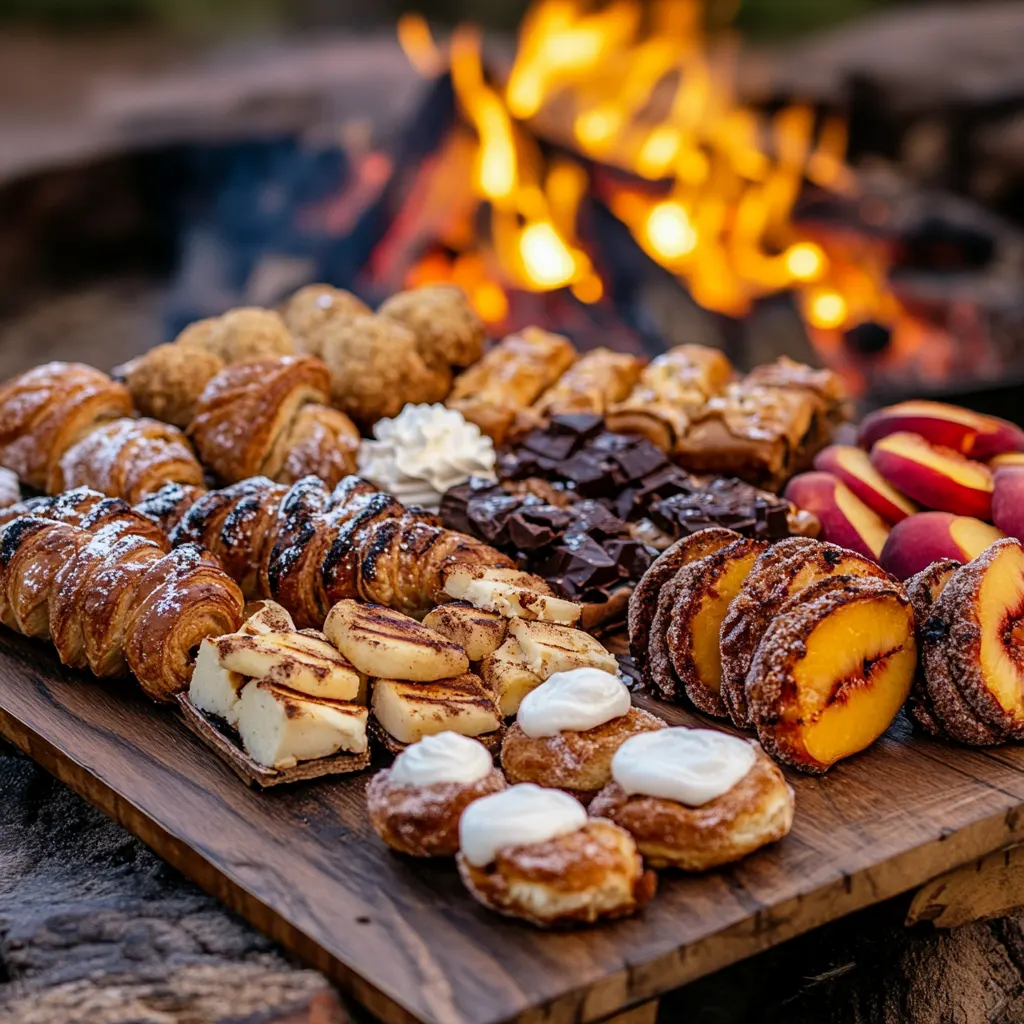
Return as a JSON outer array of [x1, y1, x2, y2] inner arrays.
[[2, 629, 1024, 1024]]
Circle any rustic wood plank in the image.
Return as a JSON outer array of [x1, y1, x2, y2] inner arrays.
[[906, 843, 1024, 929], [2, 629, 1024, 1024]]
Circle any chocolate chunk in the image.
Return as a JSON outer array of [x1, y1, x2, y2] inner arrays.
[[520, 429, 579, 462], [549, 413, 604, 438]]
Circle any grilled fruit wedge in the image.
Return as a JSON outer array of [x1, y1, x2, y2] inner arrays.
[[422, 602, 508, 661], [190, 637, 246, 727], [665, 538, 768, 717], [747, 576, 916, 773], [371, 672, 501, 745], [442, 564, 581, 625], [236, 679, 368, 769], [324, 600, 469, 681], [919, 539, 1024, 745], [479, 638, 544, 717], [506, 618, 617, 677], [214, 629, 362, 701]]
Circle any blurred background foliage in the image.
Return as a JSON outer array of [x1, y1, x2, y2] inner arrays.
[[0, 0, 910, 39]]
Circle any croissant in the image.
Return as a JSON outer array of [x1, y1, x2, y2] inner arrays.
[[51, 417, 205, 503], [0, 362, 132, 490], [168, 474, 512, 625], [0, 507, 243, 700], [189, 356, 359, 488]]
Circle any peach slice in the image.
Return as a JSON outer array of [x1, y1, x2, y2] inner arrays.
[[814, 445, 918, 524], [858, 400, 1024, 459], [990, 453, 1024, 469], [784, 472, 889, 561], [879, 511, 1005, 580], [746, 576, 916, 773], [870, 432, 993, 519], [992, 466, 1024, 540]]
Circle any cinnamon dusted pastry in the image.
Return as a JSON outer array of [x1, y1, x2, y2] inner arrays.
[[456, 783, 656, 926], [607, 344, 733, 451], [188, 356, 359, 488], [175, 307, 295, 364], [134, 482, 207, 534], [531, 347, 643, 420], [0, 362, 132, 490], [447, 327, 577, 444], [500, 668, 664, 803], [379, 285, 486, 372], [0, 508, 243, 699], [590, 727, 794, 870], [168, 474, 512, 626], [367, 732, 507, 857], [115, 343, 224, 428], [51, 417, 205, 503], [281, 285, 371, 358]]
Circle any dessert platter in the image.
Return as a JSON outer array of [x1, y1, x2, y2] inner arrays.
[[2, 284, 1024, 1024]]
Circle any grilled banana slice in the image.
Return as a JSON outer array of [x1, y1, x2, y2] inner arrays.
[[190, 638, 246, 727], [442, 565, 582, 625], [371, 672, 501, 745], [324, 600, 469, 682], [237, 679, 368, 769], [214, 630, 362, 701], [479, 638, 545, 717], [239, 600, 295, 636], [507, 618, 618, 677], [422, 602, 508, 661]]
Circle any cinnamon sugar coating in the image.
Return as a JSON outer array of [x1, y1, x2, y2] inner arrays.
[[719, 538, 889, 728], [120, 343, 224, 428], [281, 285, 370, 358], [176, 307, 294, 364], [367, 766, 507, 857], [456, 818, 656, 927], [589, 745, 793, 870], [134, 482, 207, 534], [379, 284, 486, 371], [312, 314, 452, 427], [628, 527, 739, 675], [500, 707, 665, 801]]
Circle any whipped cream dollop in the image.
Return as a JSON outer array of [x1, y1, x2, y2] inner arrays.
[[388, 732, 493, 788], [459, 783, 587, 867], [611, 727, 757, 807], [357, 403, 496, 510], [517, 668, 632, 739]]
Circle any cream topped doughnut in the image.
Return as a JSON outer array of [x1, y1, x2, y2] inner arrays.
[[516, 667, 631, 739], [389, 731, 494, 788], [459, 783, 587, 867], [612, 727, 756, 806]]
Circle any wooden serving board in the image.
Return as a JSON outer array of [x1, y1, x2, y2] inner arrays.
[[3, 630, 1024, 1024]]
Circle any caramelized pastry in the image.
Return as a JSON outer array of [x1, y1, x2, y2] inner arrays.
[[746, 575, 915, 772], [447, 327, 577, 443], [532, 347, 643, 419], [117, 343, 224, 427], [367, 731, 507, 857], [189, 356, 359, 487], [0, 362, 132, 490], [312, 314, 451, 427], [590, 727, 794, 870], [134, 482, 207, 534], [176, 307, 294, 364], [607, 344, 733, 451], [665, 537, 768, 716], [918, 540, 1024, 745], [379, 284, 486, 371], [281, 284, 371, 358], [52, 417, 205, 503], [457, 783, 655, 926], [628, 526, 740, 678], [719, 538, 890, 727], [501, 668, 664, 801]]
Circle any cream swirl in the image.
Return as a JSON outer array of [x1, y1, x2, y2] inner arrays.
[[388, 732, 493, 788], [459, 783, 587, 866], [357, 403, 496, 510], [611, 727, 757, 806], [516, 668, 631, 738]]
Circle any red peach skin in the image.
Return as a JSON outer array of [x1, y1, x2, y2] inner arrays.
[[858, 401, 1024, 459], [993, 466, 1024, 540], [870, 432, 993, 520], [784, 471, 889, 561], [814, 445, 918, 524], [880, 511, 1004, 580]]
